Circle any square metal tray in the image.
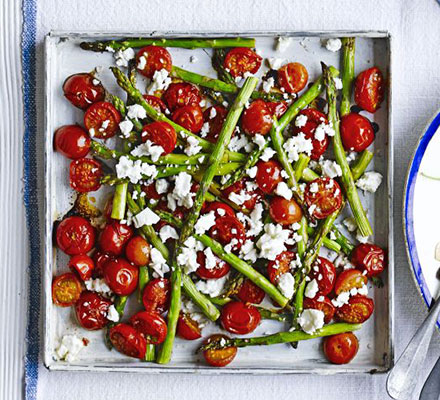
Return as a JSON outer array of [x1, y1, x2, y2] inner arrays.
[[44, 30, 394, 374]]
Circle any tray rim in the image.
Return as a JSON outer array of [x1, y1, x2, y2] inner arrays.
[[43, 29, 394, 374]]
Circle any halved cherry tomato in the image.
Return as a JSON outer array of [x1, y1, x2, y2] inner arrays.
[[56, 216, 95, 255], [125, 236, 151, 266], [269, 196, 303, 226], [303, 296, 335, 324], [141, 121, 177, 154], [177, 312, 202, 340], [109, 323, 147, 359], [334, 269, 368, 295], [54, 125, 91, 159], [222, 178, 262, 211], [63, 73, 105, 109], [68, 254, 95, 281], [99, 220, 133, 256], [291, 109, 329, 160], [70, 158, 102, 193], [142, 182, 162, 200], [309, 257, 336, 296], [277, 62, 308, 94], [266, 102, 288, 119], [142, 94, 168, 113], [130, 311, 168, 344], [84, 101, 121, 139], [340, 113, 375, 152], [241, 99, 272, 136], [142, 278, 170, 314], [75, 290, 112, 330], [163, 82, 201, 112], [304, 177, 342, 219], [171, 104, 204, 133], [203, 106, 228, 143], [221, 301, 261, 335], [255, 159, 283, 194], [195, 251, 231, 279], [203, 334, 237, 367], [52, 272, 82, 307], [354, 67, 385, 113], [351, 243, 386, 278], [202, 201, 235, 218], [92, 251, 114, 278], [136, 45, 172, 79], [323, 332, 359, 364], [335, 295, 374, 323], [237, 278, 265, 304], [267, 251, 297, 284], [224, 48, 262, 78], [209, 215, 245, 252], [104, 257, 139, 296]]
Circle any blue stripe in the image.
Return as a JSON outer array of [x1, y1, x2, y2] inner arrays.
[[22, 0, 40, 398]]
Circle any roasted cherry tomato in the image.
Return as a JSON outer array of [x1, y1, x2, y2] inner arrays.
[[255, 159, 283, 194], [69, 158, 102, 193], [203, 105, 228, 143], [221, 301, 261, 335], [163, 82, 201, 112], [303, 296, 335, 324], [56, 216, 95, 256], [93, 251, 114, 278], [277, 62, 308, 94], [68, 254, 95, 281], [323, 333, 359, 364], [75, 290, 112, 330], [99, 220, 134, 256], [334, 269, 368, 295], [340, 113, 375, 152], [309, 257, 336, 296], [125, 236, 151, 266], [335, 295, 374, 324], [63, 73, 105, 109], [136, 45, 172, 79], [52, 272, 82, 307], [130, 311, 168, 344], [202, 201, 236, 218], [354, 67, 385, 113], [209, 215, 245, 252], [222, 178, 262, 211], [171, 104, 204, 133], [291, 109, 329, 160], [142, 278, 170, 314], [241, 99, 272, 136], [142, 182, 162, 201], [177, 312, 202, 340], [84, 101, 121, 139], [223, 47, 262, 78], [269, 196, 303, 226], [104, 257, 139, 296], [54, 125, 91, 159], [350, 243, 386, 278], [195, 251, 231, 279], [141, 121, 177, 154], [267, 251, 297, 284], [304, 177, 342, 219], [266, 102, 288, 119], [109, 323, 147, 359], [142, 94, 168, 113], [203, 334, 237, 367], [237, 278, 265, 304]]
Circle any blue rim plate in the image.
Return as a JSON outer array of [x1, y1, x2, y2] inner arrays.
[[404, 109, 440, 326]]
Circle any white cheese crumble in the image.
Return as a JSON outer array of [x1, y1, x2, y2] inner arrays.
[[177, 237, 205, 273], [297, 309, 325, 334], [343, 217, 357, 232], [195, 274, 229, 297], [246, 166, 258, 179], [356, 230, 370, 244], [256, 223, 294, 260], [260, 146, 276, 162], [228, 134, 252, 153], [181, 298, 209, 329], [159, 225, 178, 242], [252, 134, 267, 149], [137, 55, 147, 70], [194, 211, 216, 235], [275, 181, 293, 200], [334, 77, 343, 90], [55, 335, 85, 362], [116, 156, 157, 184], [133, 207, 160, 228], [84, 278, 112, 297], [127, 104, 147, 120], [155, 178, 169, 195], [149, 248, 170, 277], [295, 114, 308, 128], [283, 133, 314, 162], [167, 172, 194, 210], [131, 140, 165, 162], [106, 305, 120, 322], [203, 247, 218, 270], [356, 171, 383, 193], [268, 57, 285, 70], [276, 36, 292, 52], [320, 160, 342, 178], [314, 122, 335, 142], [147, 68, 172, 94], [305, 279, 319, 299], [119, 119, 134, 138], [184, 135, 203, 156], [114, 47, 135, 67], [325, 38, 342, 52], [239, 239, 258, 263], [309, 182, 319, 193], [277, 272, 295, 299], [262, 77, 275, 93], [331, 291, 351, 308]]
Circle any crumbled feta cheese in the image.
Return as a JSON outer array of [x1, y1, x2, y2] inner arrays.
[[356, 171, 383, 193], [314, 122, 335, 142], [260, 147, 276, 162], [195, 274, 229, 297], [252, 134, 266, 150], [308, 204, 317, 216], [239, 239, 258, 263], [268, 57, 285, 70], [177, 237, 204, 273], [343, 217, 357, 232], [257, 223, 293, 260], [199, 122, 210, 138], [309, 182, 319, 193], [320, 160, 342, 178], [133, 207, 160, 228], [184, 136, 203, 156], [149, 248, 170, 277], [119, 119, 134, 138], [106, 305, 120, 322], [147, 68, 172, 94], [325, 38, 342, 52], [237, 203, 264, 238], [115, 156, 157, 184], [246, 166, 258, 179], [346, 151, 357, 163], [181, 298, 209, 328], [137, 55, 147, 70], [92, 78, 100, 86], [334, 77, 343, 90], [209, 107, 217, 119], [56, 335, 85, 362], [127, 104, 147, 120], [305, 279, 319, 299], [277, 272, 295, 299], [203, 247, 217, 270], [283, 133, 314, 162], [167, 172, 194, 210], [155, 179, 169, 195], [356, 230, 370, 244], [131, 140, 165, 162], [159, 225, 178, 242], [275, 181, 293, 200], [228, 134, 252, 153], [114, 47, 135, 67], [295, 114, 308, 128], [262, 77, 275, 93], [84, 278, 112, 297], [194, 211, 216, 235], [297, 309, 325, 334], [276, 36, 292, 52], [331, 291, 351, 307]]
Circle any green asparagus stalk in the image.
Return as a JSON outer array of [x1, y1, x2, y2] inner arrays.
[[257, 307, 289, 323], [304, 226, 341, 253], [105, 295, 128, 350], [330, 227, 356, 256], [340, 38, 356, 117], [212, 49, 236, 85], [293, 155, 310, 183], [351, 150, 373, 181], [110, 182, 128, 220]]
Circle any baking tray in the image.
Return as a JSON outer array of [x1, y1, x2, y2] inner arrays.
[[43, 31, 394, 374]]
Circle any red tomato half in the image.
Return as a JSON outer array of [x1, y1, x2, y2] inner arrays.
[[195, 251, 231, 279], [52, 272, 82, 307], [70, 158, 102, 193], [304, 177, 342, 219], [63, 73, 105, 109], [340, 113, 375, 152], [277, 62, 308, 94], [54, 125, 91, 159], [93, 251, 114, 278], [209, 215, 246, 252], [224, 48, 262, 78], [125, 236, 151, 266], [56, 216, 95, 256], [202, 201, 236, 218], [75, 290, 112, 330], [142, 94, 168, 114], [269, 196, 303, 226], [84, 101, 121, 139], [203, 106, 228, 143], [350, 243, 386, 278], [177, 312, 202, 340], [309, 257, 336, 296], [109, 323, 147, 359], [266, 102, 288, 119], [130, 311, 168, 344], [142, 182, 162, 201], [267, 251, 297, 284], [172, 104, 204, 133], [203, 334, 237, 367], [237, 279, 265, 304], [142, 278, 170, 314], [241, 99, 272, 136], [163, 82, 201, 112], [222, 178, 262, 211], [68, 254, 95, 281], [255, 160, 283, 194], [354, 67, 385, 113], [303, 296, 335, 324], [136, 45, 172, 79], [324, 333, 359, 364], [334, 269, 368, 295], [141, 121, 177, 154], [99, 220, 134, 256], [335, 295, 374, 324], [221, 301, 261, 335], [104, 258, 139, 296]]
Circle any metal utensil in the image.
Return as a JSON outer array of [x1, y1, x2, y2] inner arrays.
[[387, 297, 440, 399], [419, 355, 440, 400]]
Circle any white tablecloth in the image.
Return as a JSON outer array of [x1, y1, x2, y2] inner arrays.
[[2, 0, 440, 399]]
